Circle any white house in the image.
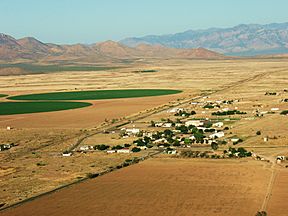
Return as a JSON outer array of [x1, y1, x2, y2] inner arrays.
[[185, 120, 203, 127], [167, 108, 184, 113], [162, 123, 173, 128], [62, 152, 72, 157], [277, 156, 286, 161], [155, 123, 164, 127], [107, 150, 116, 154], [117, 149, 131, 154], [80, 146, 90, 151], [126, 128, 140, 135], [213, 122, 224, 128], [153, 138, 168, 144], [167, 150, 177, 155], [231, 138, 240, 143], [209, 131, 225, 139]]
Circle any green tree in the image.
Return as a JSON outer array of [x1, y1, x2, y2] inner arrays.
[[131, 147, 141, 153], [112, 145, 124, 150], [211, 142, 219, 150], [164, 129, 173, 137], [177, 125, 188, 134]]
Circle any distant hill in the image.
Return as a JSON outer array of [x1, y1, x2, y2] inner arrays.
[[0, 33, 225, 62], [120, 23, 288, 56]]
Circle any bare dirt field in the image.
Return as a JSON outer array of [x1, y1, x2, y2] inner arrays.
[[267, 169, 288, 216], [0, 95, 182, 129], [0, 158, 271, 216]]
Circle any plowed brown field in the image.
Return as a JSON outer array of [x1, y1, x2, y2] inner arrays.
[[1, 158, 271, 216]]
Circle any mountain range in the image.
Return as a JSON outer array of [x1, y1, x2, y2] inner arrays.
[[0, 33, 224, 63], [120, 23, 288, 56], [1, 22, 288, 62]]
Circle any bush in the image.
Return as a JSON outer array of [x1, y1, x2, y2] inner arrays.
[[131, 147, 141, 153], [203, 104, 214, 109], [211, 142, 219, 150], [255, 211, 267, 216], [94, 144, 110, 151], [112, 145, 124, 150], [280, 110, 288, 115], [212, 110, 247, 116], [36, 162, 46, 166], [256, 131, 261, 135], [86, 173, 99, 179]]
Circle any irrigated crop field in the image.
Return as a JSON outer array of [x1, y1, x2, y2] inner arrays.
[[0, 101, 92, 115], [8, 89, 182, 101], [0, 158, 271, 216]]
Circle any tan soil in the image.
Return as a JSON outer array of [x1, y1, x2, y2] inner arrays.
[[0, 158, 271, 216]]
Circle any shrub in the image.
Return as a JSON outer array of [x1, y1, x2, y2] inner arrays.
[[280, 110, 288, 115], [94, 144, 110, 151], [256, 131, 261, 135], [86, 173, 99, 179], [212, 110, 247, 116], [190, 111, 196, 115], [255, 211, 267, 216], [112, 145, 124, 150], [211, 142, 219, 150], [131, 147, 141, 153], [203, 104, 214, 109], [36, 162, 46, 166]]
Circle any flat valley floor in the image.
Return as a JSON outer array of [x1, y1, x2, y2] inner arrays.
[[0, 158, 274, 216], [1, 58, 288, 215]]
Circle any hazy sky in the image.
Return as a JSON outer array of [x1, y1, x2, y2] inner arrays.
[[1, 0, 288, 44]]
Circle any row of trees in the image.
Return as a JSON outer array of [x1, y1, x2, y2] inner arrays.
[[224, 147, 252, 158], [212, 110, 247, 116], [174, 110, 196, 117]]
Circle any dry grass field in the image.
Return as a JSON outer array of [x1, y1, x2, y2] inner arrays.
[[0, 58, 288, 215], [267, 169, 288, 216], [1, 158, 271, 216]]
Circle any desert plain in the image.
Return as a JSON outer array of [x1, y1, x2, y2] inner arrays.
[[0, 58, 288, 216]]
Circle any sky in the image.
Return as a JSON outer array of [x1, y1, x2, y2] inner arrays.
[[1, 0, 288, 44]]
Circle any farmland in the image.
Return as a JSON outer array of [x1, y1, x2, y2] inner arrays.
[[0, 102, 91, 115], [8, 89, 182, 101], [0, 158, 271, 216], [0, 58, 288, 215], [0, 94, 7, 98]]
